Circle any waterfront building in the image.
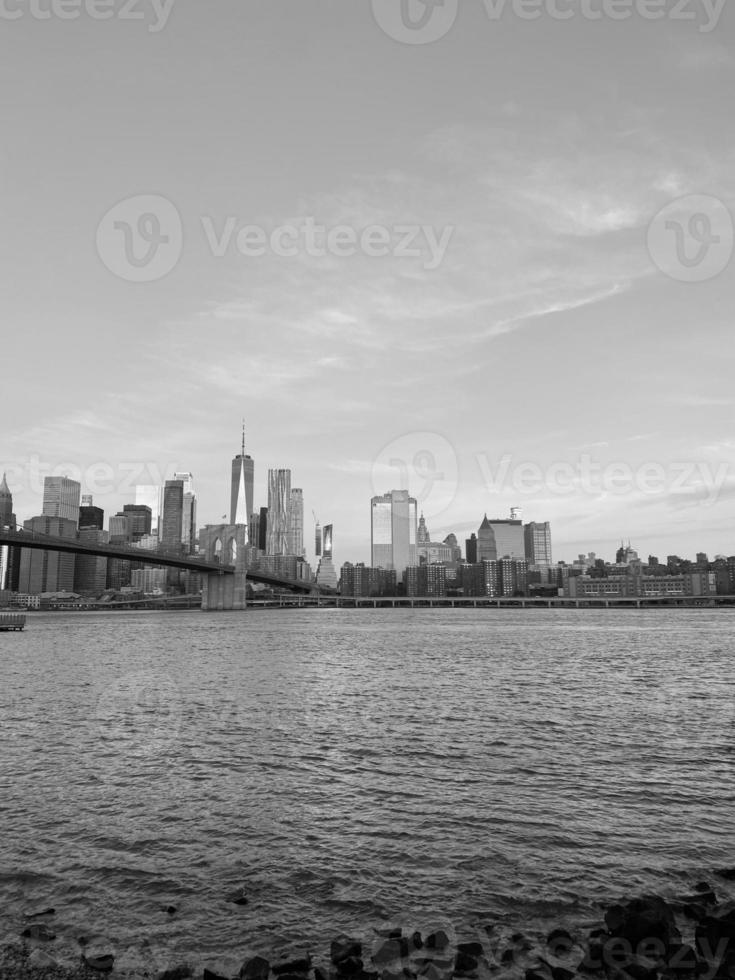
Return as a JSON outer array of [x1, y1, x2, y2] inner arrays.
[[42, 476, 81, 525], [340, 563, 397, 597], [18, 516, 78, 594], [405, 563, 447, 597], [161, 480, 184, 550], [109, 513, 131, 543], [370, 490, 417, 582], [287, 488, 305, 557], [315, 523, 337, 588], [131, 566, 167, 594], [267, 469, 291, 556], [230, 427, 254, 528], [524, 522, 552, 565]]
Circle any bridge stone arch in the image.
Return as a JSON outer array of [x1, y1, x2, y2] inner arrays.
[[198, 523, 248, 611]]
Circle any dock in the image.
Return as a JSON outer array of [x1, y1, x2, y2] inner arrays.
[[0, 612, 26, 631]]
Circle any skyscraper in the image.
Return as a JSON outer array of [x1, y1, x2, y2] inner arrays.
[[477, 514, 525, 560], [135, 485, 163, 538], [0, 473, 17, 592], [287, 488, 304, 557], [123, 504, 153, 541], [231, 425, 254, 528], [370, 490, 418, 582], [174, 471, 196, 552], [266, 469, 290, 556], [524, 522, 552, 565], [42, 476, 81, 525], [0, 473, 16, 529], [79, 495, 104, 530], [161, 480, 184, 549], [315, 521, 322, 557]]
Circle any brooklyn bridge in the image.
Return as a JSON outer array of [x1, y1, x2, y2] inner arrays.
[[0, 526, 319, 609]]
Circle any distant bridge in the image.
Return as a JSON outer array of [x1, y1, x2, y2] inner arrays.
[[0, 528, 317, 595]]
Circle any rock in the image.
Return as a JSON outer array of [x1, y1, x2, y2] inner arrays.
[[454, 950, 479, 974], [27, 949, 58, 969], [694, 884, 713, 894], [165, 905, 178, 915], [501, 948, 517, 966], [314, 969, 328, 980], [425, 932, 450, 951], [551, 968, 576, 980], [695, 907, 735, 979], [21, 923, 56, 941], [24, 907, 56, 918], [335, 957, 364, 976], [158, 966, 193, 980], [526, 970, 550, 980], [714, 870, 735, 882], [417, 966, 448, 980], [410, 933, 423, 952], [604, 896, 680, 951], [272, 955, 312, 976], [240, 955, 271, 980], [374, 940, 407, 965], [228, 887, 249, 906], [375, 930, 403, 940], [457, 943, 483, 957], [548, 931, 576, 956], [664, 944, 700, 975], [682, 905, 708, 923], [332, 938, 363, 965], [84, 953, 115, 972], [203, 970, 229, 980], [578, 941, 605, 973]]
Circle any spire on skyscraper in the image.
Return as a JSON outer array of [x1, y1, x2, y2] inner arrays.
[[0, 473, 10, 496]]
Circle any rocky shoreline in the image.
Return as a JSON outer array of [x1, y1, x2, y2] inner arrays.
[[3, 870, 734, 980]]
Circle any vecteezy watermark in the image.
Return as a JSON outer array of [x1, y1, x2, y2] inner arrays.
[[97, 194, 184, 283], [371, 0, 726, 43], [96, 194, 454, 282], [647, 194, 734, 283], [476, 453, 731, 505], [2, 455, 185, 499], [371, 0, 459, 44], [0, 0, 176, 31], [372, 432, 459, 521], [200, 215, 454, 271]]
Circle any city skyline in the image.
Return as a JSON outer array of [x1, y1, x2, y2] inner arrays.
[[2, 4, 734, 567]]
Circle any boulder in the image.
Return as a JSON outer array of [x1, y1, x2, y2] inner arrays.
[[604, 896, 680, 951], [335, 957, 364, 976], [272, 955, 312, 976], [228, 887, 249, 906], [27, 949, 58, 970], [158, 966, 193, 980], [21, 923, 56, 941], [457, 943, 483, 958], [332, 938, 363, 966], [24, 907, 56, 918], [695, 908, 735, 979], [203, 970, 229, 980], [454, 950, 479, 975], [714, 870, 735, 882], [84, 953, 115, 972], [374, 940, 407, 965], [240, 955, 271, 980], [425, 932, 450, 952]]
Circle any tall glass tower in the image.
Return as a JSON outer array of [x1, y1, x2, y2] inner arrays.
[[370, 490, 418, 582], [231, 424, 254, 528], [266, 469, 291, 556]]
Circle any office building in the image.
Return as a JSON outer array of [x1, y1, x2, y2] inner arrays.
[[123, 504, 152, 541], [231, 426, 254, 527], [288, 488, 305, 557], [477, 513, 525, 560], [74, 528, 109, 594], [18, 516, 78, 594], [161, 480, 184, 549], [315, 523, 337, 588], [465, 532, 477, 564], [79, 497, 104, 530], [258, 507, 268, 551], [174, 472, 197, 552], [315, 521, 322, 557], [135, 485, 163, 537], [109, 513, 131, 543], [0, 473, 18, 591], [371, 490, 418, 582], [267, 469, 291, 556], [42, 476, 80, 525], [524, 522, 552, 566]]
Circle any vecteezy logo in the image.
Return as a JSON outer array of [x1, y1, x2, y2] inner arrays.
[[96, 194, 183, 282], [371, 431, 459, 521], [371, 0, 458, 44], [647, 194, 733, 283]]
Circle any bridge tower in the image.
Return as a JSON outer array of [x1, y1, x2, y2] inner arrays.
[[199, 524, 248, 611]]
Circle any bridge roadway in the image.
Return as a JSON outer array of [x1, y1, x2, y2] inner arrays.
[[0, 528, 317, 594]]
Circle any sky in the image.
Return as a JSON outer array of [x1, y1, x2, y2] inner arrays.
[[2, 0, 735, 566]]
